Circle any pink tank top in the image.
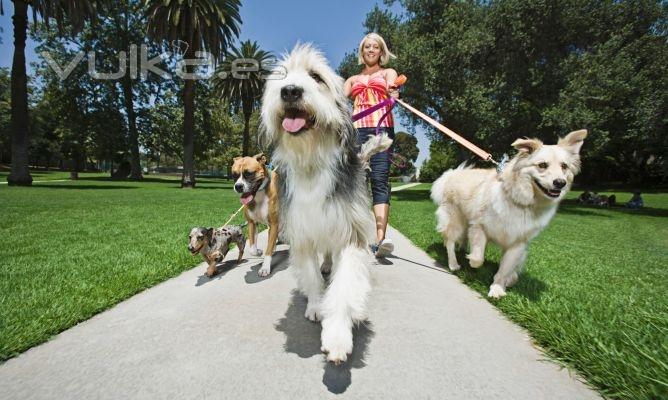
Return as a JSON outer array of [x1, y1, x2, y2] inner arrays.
[[351, 75, 394, 129]]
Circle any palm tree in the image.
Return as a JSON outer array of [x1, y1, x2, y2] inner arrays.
[[144, 0, 241, 188], [4, 0, 98, 186], [213, 40, 272, 156]]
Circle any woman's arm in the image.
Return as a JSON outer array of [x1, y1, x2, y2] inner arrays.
[[344, 76, 355, 98], [384, 68, 399, 98]]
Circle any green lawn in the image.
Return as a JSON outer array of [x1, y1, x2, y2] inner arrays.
[[1, 173, 666, 399], [390, 184, 668, 400], [0, 173, 241, 361]]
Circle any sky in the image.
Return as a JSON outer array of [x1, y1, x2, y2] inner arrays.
[[0, 0, 430, 167]]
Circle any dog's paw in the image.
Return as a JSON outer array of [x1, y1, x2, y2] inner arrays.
[[249, 248, 262, 257], [488, 284, 507, 299], [258, 257, 272, 277], [205, 267, 216, 277], [467, 255, 484, 269], [448, 263, 461, 271], [305, 301, 321, 322], [505, 272, 519, 287], [320, 319, 353, 364]]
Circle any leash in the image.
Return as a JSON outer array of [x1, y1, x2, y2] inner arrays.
[[351, 74, 502, 171], [222, 205, 244, 227], [222, 169, 272, 228]]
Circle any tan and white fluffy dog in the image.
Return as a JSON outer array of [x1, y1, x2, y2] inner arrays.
[[260, 44, 377, 364], [430, 129, 587, 298]]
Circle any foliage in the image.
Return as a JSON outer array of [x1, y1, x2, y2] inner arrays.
[[0, 68, 10, 163], [212, 40, 273, 156], [341, 0, 668, 184], [144, 0, 242, 187], [144, 0, 241, 60], [389, 131, 419, 176], [418, 139, 459, 182]]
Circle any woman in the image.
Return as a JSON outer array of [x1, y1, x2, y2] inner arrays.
[[344, 33, 399, 258]]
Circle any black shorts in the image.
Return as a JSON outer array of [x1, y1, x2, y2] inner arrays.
[[356, 127, 395, 205]]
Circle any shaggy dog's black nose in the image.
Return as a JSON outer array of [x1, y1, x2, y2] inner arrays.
[[281, 85, 303, 102], [553, 179, 567, 189], [234, 183, 244, 192]]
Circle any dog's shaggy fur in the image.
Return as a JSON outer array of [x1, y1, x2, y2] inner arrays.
[[261, 44, 376, 364], [430, 129, 587, 298]]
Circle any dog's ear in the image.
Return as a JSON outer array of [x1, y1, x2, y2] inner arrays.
[[205, 228, 214, 237], [254, 153, 267, 165], [558, 129, 587, 155], [511, 138, 542, 154]]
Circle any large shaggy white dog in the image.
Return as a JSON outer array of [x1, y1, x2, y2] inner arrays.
[[261, 44, 376, 364], [430, 130, 587, 298]]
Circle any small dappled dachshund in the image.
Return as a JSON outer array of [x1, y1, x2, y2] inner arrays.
[[188, 225, 246, 277]]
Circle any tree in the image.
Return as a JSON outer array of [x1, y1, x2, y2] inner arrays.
[[389, 131, 419, 176], [4, 0, 99, 185], [342, 0, 668, 183], [98, 0, 153, 180], [144, 0, 242, 188], [0, 68, 10, 164], [418, 139, 459, 183], [213, 40, 272, 156]]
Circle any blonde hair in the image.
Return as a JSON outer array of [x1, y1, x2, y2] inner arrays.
[[357, 33, 396, 66]]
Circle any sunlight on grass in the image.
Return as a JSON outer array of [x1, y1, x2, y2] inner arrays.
[[0, 173, 241, 361], [390, 184, 668, 400]]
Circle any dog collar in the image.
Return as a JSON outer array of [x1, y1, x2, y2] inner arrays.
[[257, 176, 270, 192]]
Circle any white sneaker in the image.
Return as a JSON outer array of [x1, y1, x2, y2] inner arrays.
[[375, 238, 394, 258]]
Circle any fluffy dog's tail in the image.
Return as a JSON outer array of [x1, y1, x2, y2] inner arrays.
[[430, 162, 468, 205], [359, 133, 393, 168]]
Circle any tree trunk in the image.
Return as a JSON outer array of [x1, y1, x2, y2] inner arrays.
[[181, 75, 196, 188], [70, 155, 79, 180], [242, 101, 252, 156], [242, 114, 251, 156], [122, 75, 143, 180], [7, 0, 32, 186]]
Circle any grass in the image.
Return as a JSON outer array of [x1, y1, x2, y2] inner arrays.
[[0, 172, 241, 361], [1, 171, 666, 399], [390, 184, 668, 400]]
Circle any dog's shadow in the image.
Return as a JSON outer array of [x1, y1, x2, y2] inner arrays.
[[244, 249, 290, 284], [194, 258, 248, 286], [274, 291, 375, 394], [426, 242, 548, 302]]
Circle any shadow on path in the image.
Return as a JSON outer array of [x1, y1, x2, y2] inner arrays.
[[244, 250, 290, 284], [274, 291, 375, 394], [194, 258, 247, 286], [426, 242, 548, 302]]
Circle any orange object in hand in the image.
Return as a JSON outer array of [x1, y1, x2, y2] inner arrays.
[[390, 74, 407, 89]]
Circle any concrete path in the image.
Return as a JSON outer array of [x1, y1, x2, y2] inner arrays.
[[0, 227, 599, 399]]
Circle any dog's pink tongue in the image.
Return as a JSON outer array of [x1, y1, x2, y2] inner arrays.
[[282, 117, 306, 133], [240, 194, 254, 205]]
